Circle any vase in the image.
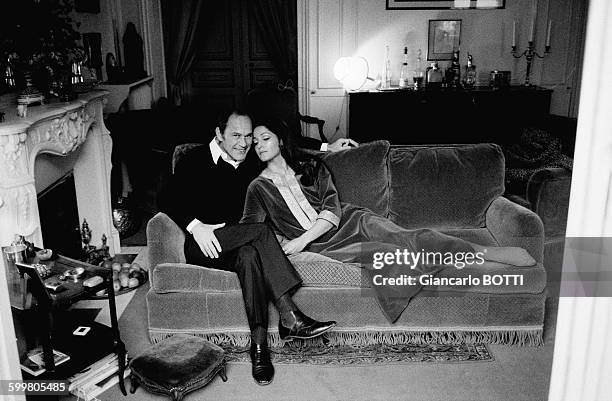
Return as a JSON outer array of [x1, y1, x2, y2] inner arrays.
[[112, 198, 142, 238]]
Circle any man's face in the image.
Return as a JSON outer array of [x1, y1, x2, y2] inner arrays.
[[216, 114, 253, 162]]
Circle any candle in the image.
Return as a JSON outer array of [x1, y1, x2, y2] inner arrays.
[[529, 0, 538, 42], [546, 20, 552, 47], [512, 20, 516, 47]]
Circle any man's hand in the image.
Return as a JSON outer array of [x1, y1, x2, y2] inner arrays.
[[328, 138, 359, 153], [282, 237, 308, 255], [192, 222, 226, 258]]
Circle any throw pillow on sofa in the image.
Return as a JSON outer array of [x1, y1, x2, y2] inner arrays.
[[321, 140, 391, 216], [387, 144, 505, 229]]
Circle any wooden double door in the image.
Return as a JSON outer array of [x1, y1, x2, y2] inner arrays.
[[190, 0, 289, 109]]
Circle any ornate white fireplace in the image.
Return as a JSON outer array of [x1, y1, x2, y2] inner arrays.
[[0, 90, 120, 257]]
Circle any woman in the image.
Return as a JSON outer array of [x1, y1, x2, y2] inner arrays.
[[241, 117, 536, 322]]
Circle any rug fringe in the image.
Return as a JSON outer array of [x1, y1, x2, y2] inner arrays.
[[149, 328, 543, 347]]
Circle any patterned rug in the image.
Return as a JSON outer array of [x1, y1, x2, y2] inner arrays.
[[223, 342, 493, 365]]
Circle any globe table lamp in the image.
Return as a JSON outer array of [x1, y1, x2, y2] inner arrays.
[[333, 56, 373, 91]]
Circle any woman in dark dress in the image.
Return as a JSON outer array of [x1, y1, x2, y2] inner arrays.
[[241, 118, 536, 322]]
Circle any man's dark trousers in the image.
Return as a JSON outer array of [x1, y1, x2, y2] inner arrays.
[[184, 223, 302, 330]]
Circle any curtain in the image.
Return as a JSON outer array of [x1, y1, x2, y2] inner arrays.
[[162, 0, 203, 105], [249, 0, 298, 84]]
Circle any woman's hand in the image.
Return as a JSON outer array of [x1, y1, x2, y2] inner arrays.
[[282, 237, 308, 255], [282, 219, 334, 255]]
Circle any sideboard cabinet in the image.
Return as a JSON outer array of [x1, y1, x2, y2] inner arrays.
[[348, 86, 552, 145]]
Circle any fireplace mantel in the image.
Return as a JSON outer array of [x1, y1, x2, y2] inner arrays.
[[0, 90, 120, 254]]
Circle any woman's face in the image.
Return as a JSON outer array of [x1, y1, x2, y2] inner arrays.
[[253, 125, 282, 162]]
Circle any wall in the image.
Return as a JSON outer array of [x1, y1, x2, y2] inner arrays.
[[299, 0, 588, 141], [72, 0, 116, 83], [73, 0, 167, 102]]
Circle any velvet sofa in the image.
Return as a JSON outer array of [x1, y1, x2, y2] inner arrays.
[[146, 141, 547, 347]]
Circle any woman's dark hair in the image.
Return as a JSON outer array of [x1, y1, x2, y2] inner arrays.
[[252, 114, 319, 186]]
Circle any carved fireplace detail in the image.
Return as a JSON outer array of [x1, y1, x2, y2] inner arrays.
[[0, 90, 120, 259]]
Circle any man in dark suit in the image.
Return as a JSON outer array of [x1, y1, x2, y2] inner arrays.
[[160, 108, 336, 386]]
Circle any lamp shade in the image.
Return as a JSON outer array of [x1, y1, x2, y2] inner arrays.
[[333, 56, 369, 91]]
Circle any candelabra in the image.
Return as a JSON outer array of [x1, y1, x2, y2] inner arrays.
[[512, 41, 551, 86]]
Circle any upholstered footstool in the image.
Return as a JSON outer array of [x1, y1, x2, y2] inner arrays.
[[129, 334, 227, 401]]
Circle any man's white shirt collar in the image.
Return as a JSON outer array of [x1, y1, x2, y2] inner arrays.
[[209, 138, 241, 169]]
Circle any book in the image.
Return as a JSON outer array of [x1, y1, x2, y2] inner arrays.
[[20, 348, 70, 376], [69, 355, 119, 391], [69, 352, 129, 401], [72, 367, 130, 401]]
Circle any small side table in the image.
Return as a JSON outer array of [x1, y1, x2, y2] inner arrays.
[[16, 254, 127, 396]]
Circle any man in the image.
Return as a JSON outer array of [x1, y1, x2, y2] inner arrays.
[[160, 108, 336, 386]]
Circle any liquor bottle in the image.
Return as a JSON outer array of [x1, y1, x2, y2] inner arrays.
[[427, 62, 443, 88], [412, 49, 425, 89], [444, 63, 454, 88], [399, 47, 409, 89], [463, 53, 477, 88], [380, 45, 392, 89], [449, 50, 461, 88]]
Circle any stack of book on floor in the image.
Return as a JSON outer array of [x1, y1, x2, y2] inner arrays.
[[68, 353, 130, 401], [20, 348, 70, 376]]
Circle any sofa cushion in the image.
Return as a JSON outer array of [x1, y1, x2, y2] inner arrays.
[[421, 262, 547, 294], [388, 144, 505, 229], [152, 253, 363, 293], [322, 140, 390, 216], [152, 259, 545, 295]]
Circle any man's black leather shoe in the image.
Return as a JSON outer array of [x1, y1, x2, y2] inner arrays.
[[278, 310, 337, 340], [250, 342, 274, 385]]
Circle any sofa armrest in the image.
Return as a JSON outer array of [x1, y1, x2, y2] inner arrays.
[[146, 212, 187, 270], [486, 196, 544, 264], [526, 167, 571, 238]]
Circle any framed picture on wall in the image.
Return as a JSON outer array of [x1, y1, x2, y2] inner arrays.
[[386, 0, 504, 10], [427, 20, 462, 60]]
